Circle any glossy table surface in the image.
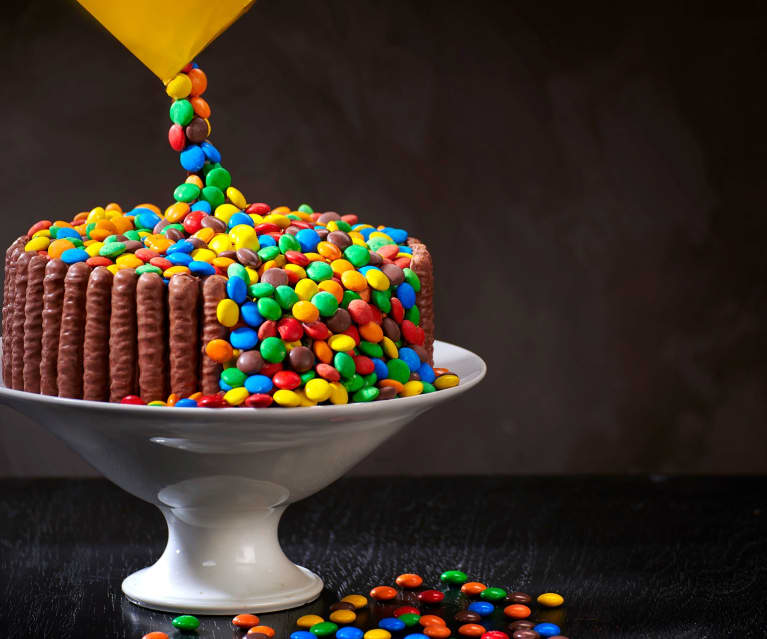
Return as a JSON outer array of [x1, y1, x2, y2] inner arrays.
[[0, 476, 765, 638]]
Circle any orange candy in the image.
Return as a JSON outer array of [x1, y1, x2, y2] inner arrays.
[[232, 613, 260, 629], [165, 202, 190, 223], [205, 339, 234, 363], [313, 340, 333, 364], [379, 379, 405, 394], [318, 279, 344, 303], [247, 626, 274, 638], [48, 238, 76, 259], [317, 241, 342, 260], [359, 321, 383, 343], [395, 573, 423, 588], [369, 585, 397, 601], [419, 616, 446, 627], [460, 582, 487, 596], [188, 68, 208, 96], [142, 633, 168, 639], [424, 626, 451, 639], [457, 624, 485, 637], [503, 604, 531, 619], [191, 96, 211, 119]]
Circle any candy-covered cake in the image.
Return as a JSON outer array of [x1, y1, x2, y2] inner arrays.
[[1, 62, 458, 408]]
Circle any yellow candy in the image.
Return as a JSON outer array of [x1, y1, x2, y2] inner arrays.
[[263, 213, 290, 228], [107, 264, 120, 275], [209, 233, 233, 254], [284, 340, 302, 351], [329, 610, 356, 624], [192, 227, 215, 243], [328, 334, 355, 352], [191, 248, 216, 263], [214, 203, 240, 224], [224, 387, 249, 406], [340, 594, 367, 609], [115, 254, 143, 268], [292, 300, 319, 323], [537, 593, 564, 608], [284, 263, 306, 280], [295, 389, 317, 407], [248, 213, 265, 225], [381, 336, 398, 359], [363, 630, 391, 639], [434, 374, 460, 390], [294, 278, 319, 301], [31, 229, 51, 238], [330, 259, 354, 276], [340, 270, 367, 292], [216, 299, 239, 327], [163, 265, 191, 277], [164, 202, 190, 223], [354, 224, 374, 232], [368, 231, 393, 242], [328, 382, 348, 405], [24, 237, 50, 252], [86, 206, 106, 223], [273, 389, 301, 407], [212, 256, 234, 269], [304, 378, 331, 403], [296, 615, 324, 628], [85, 242, 104, 257], [226, 186, 247, 208], [365, 269, 389, 291], [245, 266, 259, 283], [351, 236, 367, 247], [145, 235, 171, 253], [303, 252, 324, 263], [166, 72, 192, 99], [401, 381, 424, 397], [229, 224, 260, 251], [147, 400, 166, 406]]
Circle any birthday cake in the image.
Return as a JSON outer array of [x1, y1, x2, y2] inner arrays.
[[1, 62, 457, 408]]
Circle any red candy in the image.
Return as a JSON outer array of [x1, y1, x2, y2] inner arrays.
[[260, 362, 283, 378], [394, 606, 420, 617], [272, 371, 301, 390], [285, 251, 309, 267], [120, 395, 145, 405], [245, 393, 274, 408], [258, 320, 277, 340], [302, 321, 329, 340], [27, 220, 52, 236], [135, 248, 160, 262], [149, 257, 173, 270], [182, 210, 207, 234], [198, 395, 227, 408], [353, 355, 374, 375], [86, 256, 112, 267], [168, 124, 186, 151], [389, 298, 404, 323], [277, 317, 303, 341], [402, 320, 424, 345], [341, 214, 358, 225], [342, 325, 361, 346], [347, 299, 373, 325], [377, 244, 399, 259], [482, 633, 509, 639], [316, 363, 340, 382], [254, 223, 281, 234], [247, 203, 271, 216], [418, 590, 445, 604]]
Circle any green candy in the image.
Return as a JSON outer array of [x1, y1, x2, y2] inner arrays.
[[343, 374, 365, 393], [440, 570, 468, 585], [371, 289, 391, 313], [358, 341, 383, 358], [333, 352, 355, 379], [69, 237, 84, 247], [362, 372, 377, 387], [257, 297, 282, 321], [174, 183, 200, 203], [99, 242, 126, 258], [344, 244, 370, 267], [171, 615, 200, 632], [311, 291, 338, 317], [228, 263, 250, 284], [221, 367, 246, 387], [398, 613, 421, 627], [341, 290, 360, 308], [258, 245, 280, 262], [298, 203, 314, 214], [334, 220, 352, 232], [249, 282, 275, 298], [202, 162, 220, 177], [367, 237, 394, 251], [135, 264, 162, 275], [306, 261, 333, 282], [278, 234, 300, 253], [169, 99, 194, 126], [124, 230, 141, 241], [353, 386, 379, 402], [103, 234, 122, 244], [48, 226, 60, 239], [274, 285, 299, 310], [403, 267, 421, 292], [422, 382, 436, 393], [260, 336, 286, 363], [201, 185, 225, 207], [480, 587, 507, 602], [300, 370, 316, 385], [85, 222, 97, 238], [405, 305, 420, 325], [286, 214, 301, 221], [161, 223, 185, 236], [206, 167, 232, 190], [309, 622, 338, 637], [387, 359, 410, 384]]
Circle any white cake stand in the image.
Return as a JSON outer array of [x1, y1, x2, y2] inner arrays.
[[0, 340, 485, 614]]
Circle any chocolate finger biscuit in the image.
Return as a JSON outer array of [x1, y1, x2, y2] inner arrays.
[[109, 269, 138, 402], [11, 251, 34, 389], [136, 272, 167, 402], [168, 273, 199, 398], [83, 266, 113, 401], [57, 262, 91, 398], [23, 254, 48, 393], [200, 274, 227, 395], [40, 259, 67, 396], [2, 237, 26, 386], [407, 237, 435, 363]]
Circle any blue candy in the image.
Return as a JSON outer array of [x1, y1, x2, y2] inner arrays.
[[228, 212, 254, 229], [379, 618, 405, 632], [174, 398, 198, 407], [372, 357, 389, 380], [200, 141, 221, 163], [290, 632, 315, 639], [396, 282, 416, 309], [230, 327, 259, 350], [357, 226, 374, 240], [417, 361, 436, 384], [296, 228, 321, 252], [55, 227, 80, 240], [403, 635, 429, 639], [188, 261, 215, 276], [191, 200, 212, 214], [166, 239, 194, 254], [166, 251, 192, 266], [398, 347, 421, 372], [241, 302, 264, 328], [180, 144, 206, 171], [219, 379, 233, 392], [258, 235, 276, 247], [468, 601, 494, 617], [60, 248, 89, 264], [227, 276, 248, 304], [245, 374, 273, 395], [534, 623, 561, 637], [133, 208, 161, 230], [382, 227, 408, 243], [335, 629, 363, 639], [397, 245, 412, 254]]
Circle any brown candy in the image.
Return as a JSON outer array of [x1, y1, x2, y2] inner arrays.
[[109, 269, 138, 402], [39, 259, 67, 396], [187, 237, 206, 250], [367, 251, 383, 266], [237, 350, 264, 375], [288, 346, 314, 373], [317, 211, 341, 224], [165, 228, 184, 242], [327, 231, 352, 250], [201, 216, 227, 233], [382, 317, 401, 341], [326, 308, 351, 333], [83, 266, 113, 401], [153, 219, 170, 234], [136, 272, 167, 402], [185, 117, 208, 143], [22, 255, 47, 393], [329, 602, 356, 612], [506, 592, 533, 605], [381, 263, 405, 286], [218, 250, 236, 261], [123, 240, 144, 252], [261, 268, 288, 287], [57, 262, 90, 398], [377, 386, 397, 400], [512, 631, 540, 639], [236, 248, 262, 269], [200, 275, 228, 394], [455, 611, 481, 624], [168, 273, 199, 398], [508, 620, 536, 631]]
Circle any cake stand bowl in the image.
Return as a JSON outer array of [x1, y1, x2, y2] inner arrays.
[[0, 340, 485, 614]]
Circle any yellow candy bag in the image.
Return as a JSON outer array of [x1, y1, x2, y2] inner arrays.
[[76, 0, 255, 83]]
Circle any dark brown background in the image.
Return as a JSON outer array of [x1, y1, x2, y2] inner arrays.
[[2, 0, 766, 475]]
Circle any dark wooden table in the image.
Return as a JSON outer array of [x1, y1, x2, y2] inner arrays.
[[0, 476, 765, 639]]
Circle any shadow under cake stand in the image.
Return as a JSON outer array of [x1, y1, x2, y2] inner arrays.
[[0, 340, 486, 614]]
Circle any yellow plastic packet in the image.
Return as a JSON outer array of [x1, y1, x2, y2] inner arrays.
[[77, 0, 255, 83]]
